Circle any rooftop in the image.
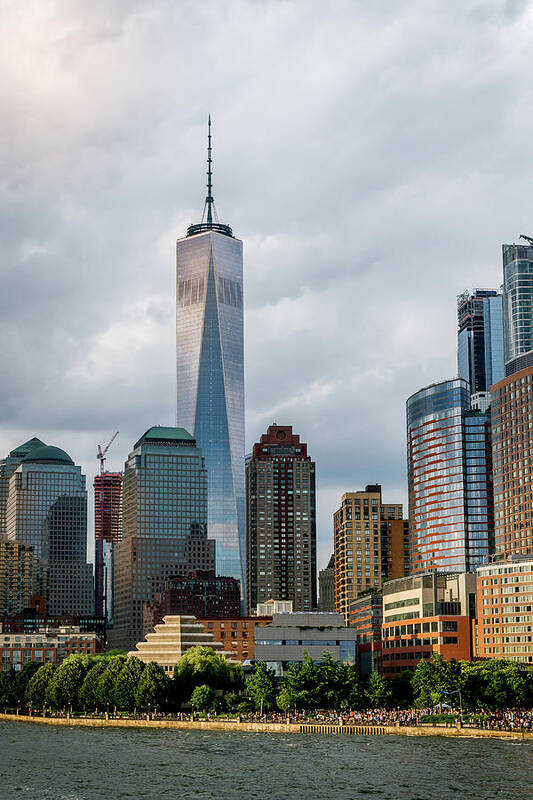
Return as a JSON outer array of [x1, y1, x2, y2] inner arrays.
[[134, 426, 195, 449], [22, 445, 74, 465]]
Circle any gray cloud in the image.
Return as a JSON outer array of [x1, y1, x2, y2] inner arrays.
[[1, 0, 532, 570]]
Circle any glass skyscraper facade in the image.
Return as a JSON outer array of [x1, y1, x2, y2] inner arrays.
[[5, 443, 94, 615], [111, 426, 214, 650], [502, 242, 533, 376], [407, 379, 493, 573], [176, 132, 245, 601], [457, 289, 504, 393]]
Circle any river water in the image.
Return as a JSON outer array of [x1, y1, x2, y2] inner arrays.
[[2, 721, 532, 799]]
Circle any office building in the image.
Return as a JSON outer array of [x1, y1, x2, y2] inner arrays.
[[491, 366, 533, 558], [94, 471, 122, 623], [176, 119, 245, 599], [318, 554, 335, 612], [5, 443, 94, 616], [349, 592, 383, 677], [502, 239, 533, 376], [381, 572, 476, 678], [142, 570, 241, 636], [333, 486, 403, 622], [0, 535, 42, 615], [111, 426, 214, 651], [407, 379, 493, 573], [476, 557, 533, 664], [255, 599, 293, 616], [0, 626, 102, 672], [246, 424, 316, 613], [254, 612, 357, 676], [0, 438, 45, 535], [457, 288, 504, 394], [128, 615, 235, 673], [1, 611, 106, 640]]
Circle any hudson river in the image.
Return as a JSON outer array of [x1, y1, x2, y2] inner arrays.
[[2, 721, 532, 799]]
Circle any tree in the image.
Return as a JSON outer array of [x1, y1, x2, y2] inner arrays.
[[79, 659, 108, 709], [390, 669, 415, 709], [0, 669, 19, 708], [365, 671, 392, 708], [45, 656, 90, 710], [14, 661, 41, 706], [174, 646, 242, 694], [246, 662, 277, 713], [190, 684, 214, 712], [113, 657, 145, 710], [135, 662, 170, 711], [95, 655, 126, 709], [25, 663, 56, 709]]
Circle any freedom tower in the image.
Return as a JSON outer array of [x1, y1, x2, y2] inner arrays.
[[176, 118, 245, 602]]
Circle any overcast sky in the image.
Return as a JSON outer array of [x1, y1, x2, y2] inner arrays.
[[1, 0, 532, 570]]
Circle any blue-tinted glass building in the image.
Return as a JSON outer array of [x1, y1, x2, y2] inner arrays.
[[407, 379, 493, 573], [502, 241, 533, 376], [457, 289, 504, 393], [176, 121, 245, 601], [111, 426, 214, 650]]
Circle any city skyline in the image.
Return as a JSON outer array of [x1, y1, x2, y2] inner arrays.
[[2, 2, 533, 573]]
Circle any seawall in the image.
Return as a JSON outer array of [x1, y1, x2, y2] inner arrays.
[[1, 713, 531, 740]]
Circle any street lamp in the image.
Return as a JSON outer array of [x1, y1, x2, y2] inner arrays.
[[440, 689, 463, 727]]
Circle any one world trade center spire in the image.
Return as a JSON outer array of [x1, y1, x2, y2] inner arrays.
[[176, 117, 245, 604]]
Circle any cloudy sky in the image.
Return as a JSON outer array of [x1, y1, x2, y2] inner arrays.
[[1, 0, 532, 570]]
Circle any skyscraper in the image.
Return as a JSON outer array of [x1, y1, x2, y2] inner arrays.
[[176, 118, 245, 599], [502, 238, 533, 376], [0, 438, 45, 535], [111, 426, 213, 650], [333, 485, 403, 621], [407, 379, 493, 573], [246, 425, 316, 613], [94, 471, 122, 623], [5, 443, 94, 616], [457, 288, 504, 394]]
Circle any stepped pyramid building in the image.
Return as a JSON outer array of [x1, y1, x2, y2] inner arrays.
[[128, 614, 236, 672]]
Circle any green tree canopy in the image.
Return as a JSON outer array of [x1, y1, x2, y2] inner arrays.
[[190, 684, 215, 712], [79, 659, 108, 709], [135, 662, 170, 710], [45, 656, 89, 710], [112, 657, 146, 711], [174, 646, 243, 693], [246, 661, 278, 712], [25, 663, 56, 709], [95, 655, 126, 709], [365, 670, 392, 708]]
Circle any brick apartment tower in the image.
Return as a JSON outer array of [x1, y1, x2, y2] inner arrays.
[[94, 471, 122, 622], [246, 425, 317, 613], [333, 485, 405, 622]]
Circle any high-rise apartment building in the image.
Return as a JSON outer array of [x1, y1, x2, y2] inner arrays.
[[491, 366, 533, 558], [502, 239, 533, 376], [318, 554, 335, 612], [0, 535, 42, 615], [407, 379, 494, 573], [476, 557, 533, 664], [111, 426, 213, 651], [5, 443, 93, 616], [176, 119, 245, 599], [94, 471, 122, 623], [246, 425, 316, 613], [333, 486, 403, 622], [457, 288, 504, 394]]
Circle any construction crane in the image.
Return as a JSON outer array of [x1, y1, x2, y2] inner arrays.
[[97, 432, 119, 475], [519, 234, 533, 247]]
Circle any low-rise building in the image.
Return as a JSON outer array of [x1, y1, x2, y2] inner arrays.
[[256, 599, 293, 616], [381, 572, 476, 678], [128, 615, 235, 674], [254, 612, 357, 675], [197, 617, 272, 662], [0, 625, 102, 671], [1, 611, 106, 640], [348, 592, 383, 676], [476, 557, 533, 664]]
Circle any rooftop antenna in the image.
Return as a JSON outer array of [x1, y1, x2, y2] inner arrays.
[[187, 116, 232, 238]]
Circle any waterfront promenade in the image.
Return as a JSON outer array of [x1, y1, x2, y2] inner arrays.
[[2, 712, 532, 740]]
